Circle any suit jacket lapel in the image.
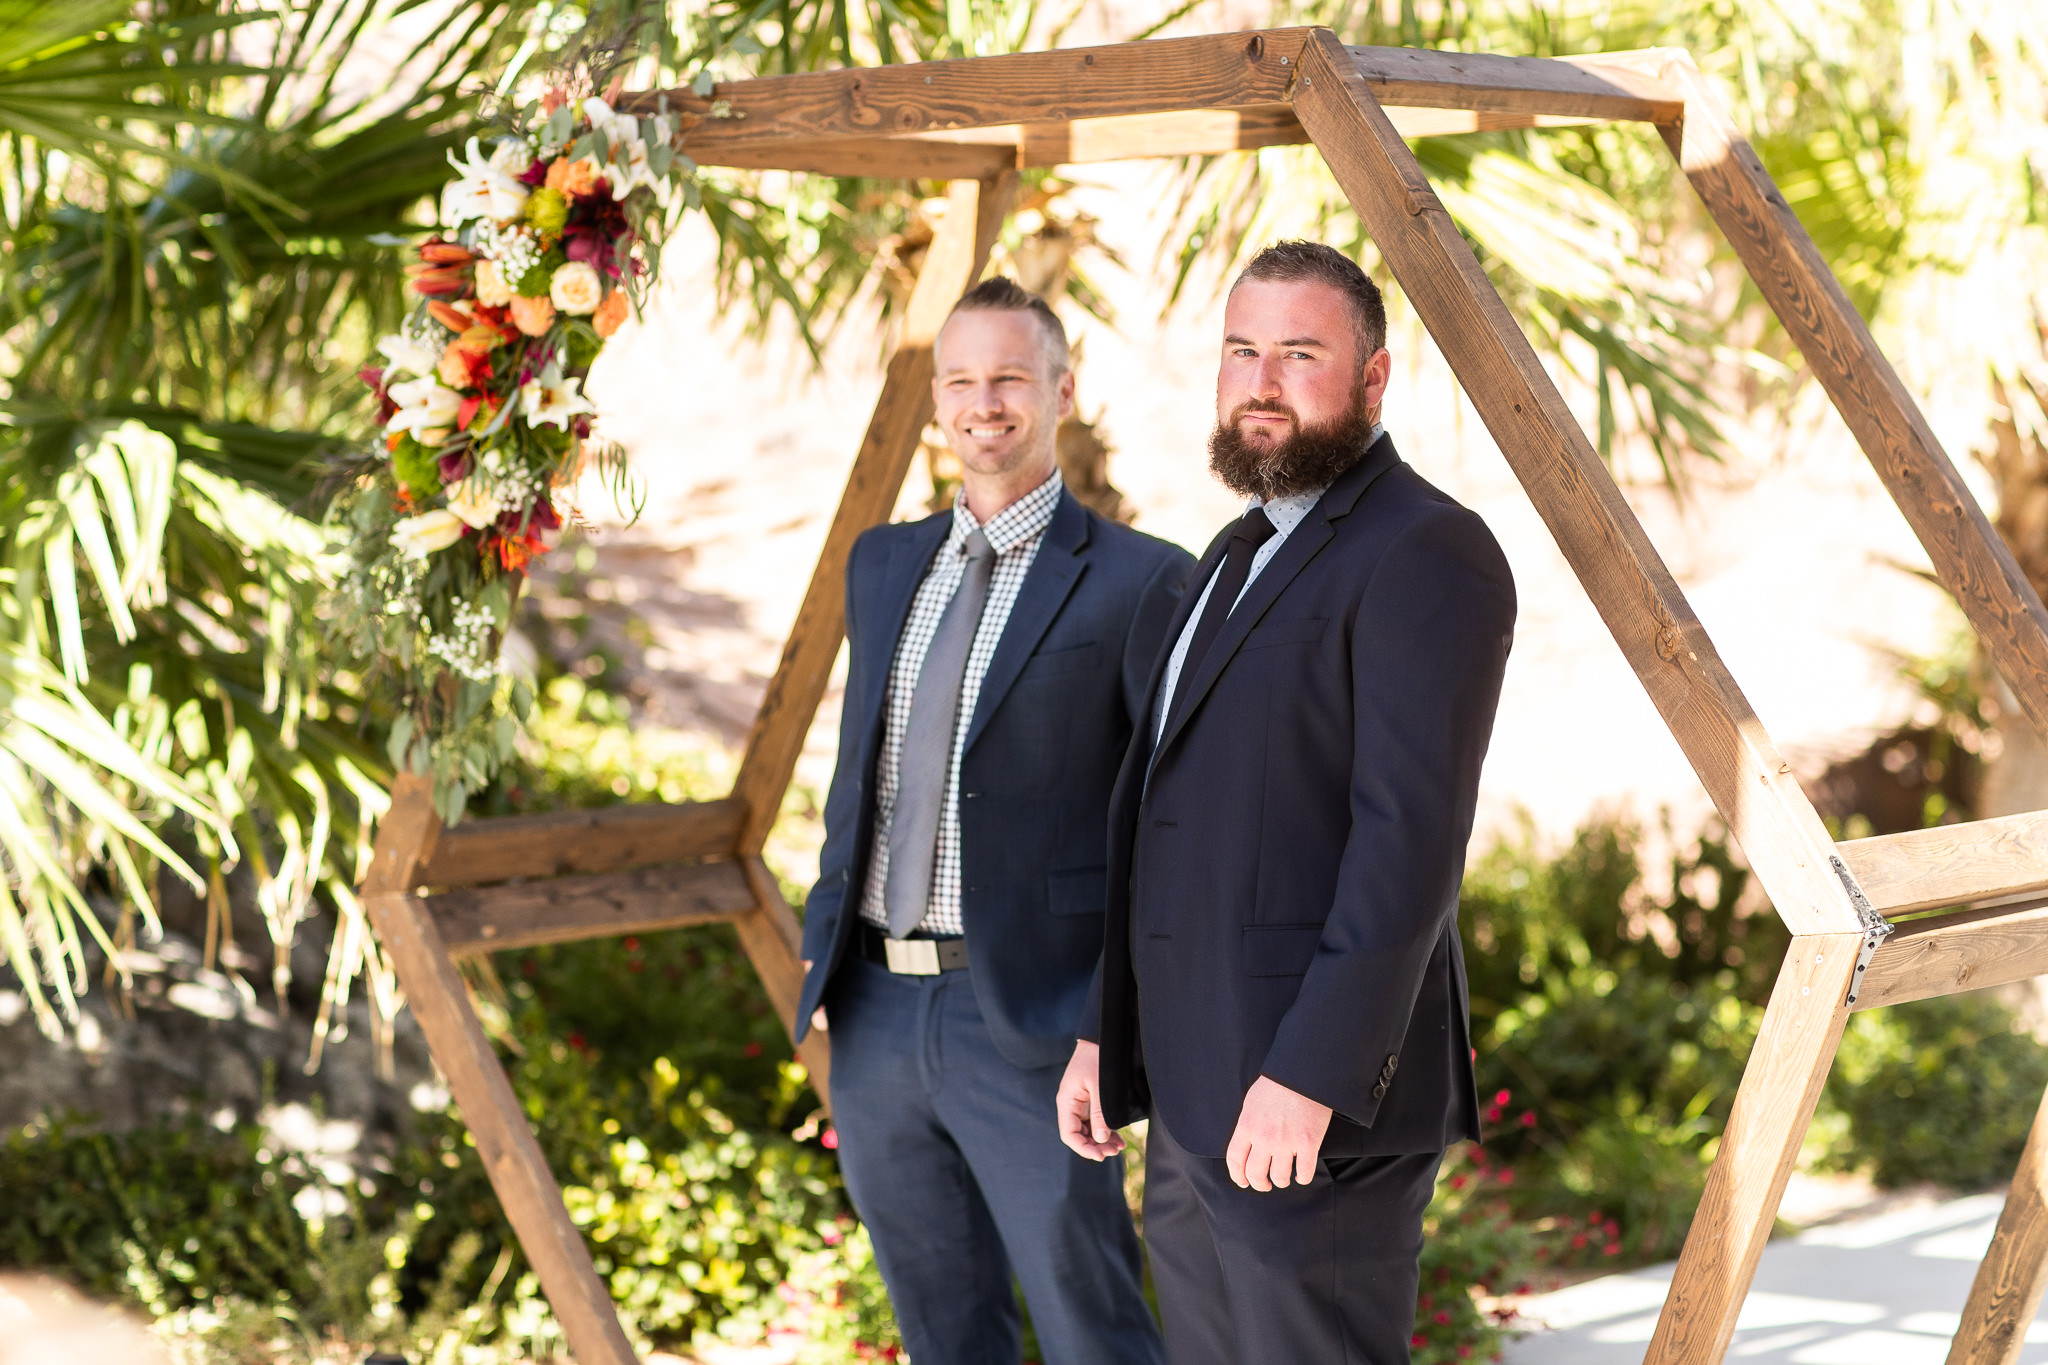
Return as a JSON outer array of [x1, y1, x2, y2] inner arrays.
[[856, 515, 951, 769], [1150, 434, 1403, 768], [963, 492, 1090, 752]]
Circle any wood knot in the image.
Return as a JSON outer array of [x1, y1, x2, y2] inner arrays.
[[1655, 626, 1683, 661], [1245, 34, 1265, 61]]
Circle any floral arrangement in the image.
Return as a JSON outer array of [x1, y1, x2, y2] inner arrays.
[[331, 83, 692, 820]]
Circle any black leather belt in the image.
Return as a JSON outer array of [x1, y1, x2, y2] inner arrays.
[[860, 923, 969, 975]]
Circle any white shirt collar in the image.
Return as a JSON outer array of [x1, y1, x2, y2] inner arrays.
[[950, 468, 1064, 556], [1245, 423, 1385, 533]]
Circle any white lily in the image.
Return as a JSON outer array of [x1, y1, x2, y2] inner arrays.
[[444, 477, 504, 530], [390, 509, 466, 559], [386, 375, 462, 440], [441, 137, 531, 226], [521, 373, 597, 430], [376, 332, 440, 379]]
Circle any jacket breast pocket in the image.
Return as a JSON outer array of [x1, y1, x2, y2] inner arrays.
[[1243, 618, 1326, 650], [1048, 866, 1108, 916], [1243, 924, 1323, 976], [1021, 641, 1101, 678]]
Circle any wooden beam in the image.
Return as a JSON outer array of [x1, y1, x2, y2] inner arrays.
[[1291, 30, 1859, 936], [1850, 898, 2048, 1013], [1345, 44, 1684, 123], [1630, 49, 2048, 738], [728, 171, 1014, 854], [735, 857, 832, 1112], [364, 776, 636, 1365], [1648, 935, 1864, 1363], [1950, 1083, 2048, 1365], [682, 132, 1016, 179], [416, 798, 745, 890], [428, 860, 757, 956], [639, 29, 1315, 147], [1834, 809, 2048, 916]]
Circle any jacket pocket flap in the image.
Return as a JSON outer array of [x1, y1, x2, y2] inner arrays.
[[1244, 617, 1326, 649], [1048, 866, 1108, 916], [1022, 641, 1101, 677], [1243, 924, 1323, 976]]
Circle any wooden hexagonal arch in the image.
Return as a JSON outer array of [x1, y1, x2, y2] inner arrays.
[[359, 28, 2048, 1364]]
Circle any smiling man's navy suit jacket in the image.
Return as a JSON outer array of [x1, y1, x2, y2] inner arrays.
[[795, 489, 1193, 1066], [1083, 433, 1517, 1159]]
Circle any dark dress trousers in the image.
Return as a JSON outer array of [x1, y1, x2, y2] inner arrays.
[[1084, 434, 1516, 1362], [798, 488, 1192, 1365]]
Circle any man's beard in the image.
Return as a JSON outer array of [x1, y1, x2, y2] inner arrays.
[[1207, 382, 1377, 501]]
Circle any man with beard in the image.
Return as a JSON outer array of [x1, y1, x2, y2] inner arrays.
[[1055, 241, 1517, 1361], [796, 277, 1186, 1365]]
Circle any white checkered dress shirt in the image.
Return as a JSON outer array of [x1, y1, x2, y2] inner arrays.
[[860, 470, 1066, 936]]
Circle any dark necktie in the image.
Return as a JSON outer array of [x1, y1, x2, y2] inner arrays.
[[884, 528, 997, 938], [1165, 506, 1277, 734]]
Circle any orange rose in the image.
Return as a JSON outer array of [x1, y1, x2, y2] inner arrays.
[[592, 287, 630, 338], [509, 293, 557, 336], [546, 156, 601, 199]]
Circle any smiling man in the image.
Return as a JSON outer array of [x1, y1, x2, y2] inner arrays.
[[1057, 241, 1518, 1362], [794, 277, 1190, 1363]]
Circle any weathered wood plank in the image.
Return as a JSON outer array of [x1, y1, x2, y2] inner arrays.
[[728, 171, 1013, 854], [428, 860, 757, 956], [735, 857, 832, 1112], [369, 889, 638, 1365], [1835, 810, 2048, 916], [415, 798, 745, 890], [1950, 1083, 2048, 1365], [1649, 935, 1863, 1364], [1345, 44, 1684, 122], [1292, 31, 1858, 935], [640, 29, 1314, 146], [681, 132, 1016, 179], [362, 772, 442, 896], [363, 778, 636, 1365], [1851, 898, 2048, 1013], [633, 30, 1683, 151], [1631, 49, 2048, 738]]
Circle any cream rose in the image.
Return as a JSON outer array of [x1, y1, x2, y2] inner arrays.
[[444, 477, 504, 530], [474, 258, 512, 308], [390, 509, 466, 559], [549, 260, 603, 315]]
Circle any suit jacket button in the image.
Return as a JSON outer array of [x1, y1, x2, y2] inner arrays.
[[1386, 1053, 1399, 1072], [1372, 1082, 1388, 1100]]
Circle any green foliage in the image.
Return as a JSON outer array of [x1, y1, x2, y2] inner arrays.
[[1826, 991, 2048, 1189], [1462, 814, 2048, 1271], [1413, 1144, 1543, 1364]]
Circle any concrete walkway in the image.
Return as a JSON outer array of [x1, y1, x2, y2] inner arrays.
[[1505, 1193, 2047, 1363]]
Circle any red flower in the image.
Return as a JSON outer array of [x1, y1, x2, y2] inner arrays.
[[1411, 1335, 1426, 1348], [1493, 1089, 1511, 1106], [744, 1041, 763, 1057], [821, 1127, 839, 1150], [622, 937, 640, 952], [1434, 1310, 1451, 1325], [1604, 1242, 1622, 1256], [1497, 1168, 1515, 1186], [1520, 1110, 1536, 1127], [567, 1031, 588, 1054]]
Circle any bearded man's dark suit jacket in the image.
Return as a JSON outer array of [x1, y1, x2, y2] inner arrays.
[[1083, 433, 1515, 1360]]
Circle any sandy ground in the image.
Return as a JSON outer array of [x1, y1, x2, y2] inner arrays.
[[565, 157, 1962, 891]]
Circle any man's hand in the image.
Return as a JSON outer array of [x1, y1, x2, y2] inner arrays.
[[1056, 1040, 1125, 1160], [1226, 1076, 1332, 1191], [801, 960, 827, 1033]]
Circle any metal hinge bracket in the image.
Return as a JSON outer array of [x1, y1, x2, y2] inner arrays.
[[1832, 855, 1893, 1007]]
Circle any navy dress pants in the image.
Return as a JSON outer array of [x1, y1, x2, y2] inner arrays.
[[826, 957, 1165, 1365], [1142, 1113, 1441, 1365]]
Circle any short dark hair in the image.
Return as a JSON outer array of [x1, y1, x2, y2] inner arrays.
[[1231, 240, 1387, 362], [945, 275, 1070, 376]]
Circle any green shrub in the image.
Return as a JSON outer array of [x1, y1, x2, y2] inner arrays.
[[1826, 989, 2048, 1188]]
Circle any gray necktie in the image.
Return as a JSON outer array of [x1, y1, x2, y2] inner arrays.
[[883, 529, 997, 937]]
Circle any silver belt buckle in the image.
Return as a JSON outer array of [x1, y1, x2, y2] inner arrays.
[[883, 937, 943, 976]]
